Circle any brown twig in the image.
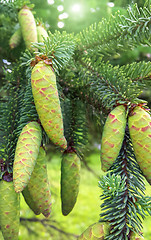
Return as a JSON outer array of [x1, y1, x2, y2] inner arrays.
[[20, 217, 79, 238]]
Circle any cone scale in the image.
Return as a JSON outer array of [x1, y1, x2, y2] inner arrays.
[[0, 180, 20, 240], [18, 6, 37, 51], [100, 105, 126, 171], [31, 60, 67, 149], [128, 106, 151, 184], [61, 148, 80, 216], [23, 147, 52, 218], [13, 121, 42, 193]]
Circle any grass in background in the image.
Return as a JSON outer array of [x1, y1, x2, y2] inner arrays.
[[9, 150, 151, 239]]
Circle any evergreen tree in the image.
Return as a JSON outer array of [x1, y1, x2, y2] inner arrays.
[[1, 0, 151, 239]]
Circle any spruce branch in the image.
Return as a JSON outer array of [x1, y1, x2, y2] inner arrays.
[[60, 58, 143, 111], [63, 96, 88, 151], [120, 61, 151, 86], [33, 31, 75, 73], [16, 72, 38, 136], [0, 66, 23, 177], [76, 1, 151, 58], [99, 126, 151, 240]]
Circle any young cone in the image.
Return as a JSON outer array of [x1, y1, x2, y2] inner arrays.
[[128, 106, 151, 184], [24, 147, 52, 218], [9, 28, 22, 49], [37, 25, 48, 43], [31, 60, 67, 149], [22, 187, 41, 215], [0, 180, 20, 240], [78, 222, 109, 240], [13, 121, 42, 193], [100, 105, 126, 171], [61, 148, 80, 216], [18, 6, 37, 51]]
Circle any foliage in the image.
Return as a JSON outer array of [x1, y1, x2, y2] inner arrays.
[[1, 0, 151, 239], [99, 127, 151, 239]]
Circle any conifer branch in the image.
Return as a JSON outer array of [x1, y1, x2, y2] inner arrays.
[[0, 66, 23, 176], [76, 1, 151, 57], [63, 97, 88, 151], [60, 58, 143, 112], [99, 126, 151, 240], [20, 217, 78, 238], [120, 61, 151, 85], [33, 31, 75, 73]]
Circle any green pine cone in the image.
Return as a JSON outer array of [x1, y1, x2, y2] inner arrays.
[[22, 187, 41, 215], [61, 149, 80, 216], [37, 25, 48, 43], [9, 28, 22, 49], [78, 222, 109, 240], [24, 147, 52, 218], [100, 105, 126, 171], [128, 106, 151, 184], [0, 180, 20, 240], [31, 60, 67, 149], [13, 121, 42, 193], [18, 6, 37, 51]]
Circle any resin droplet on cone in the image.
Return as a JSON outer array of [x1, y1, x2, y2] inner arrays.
[[24, 147, 52, 218], [101, 105, 126, 171], [78, 222, 109, 240], [128, 106, 151, 184], [0, 180, 20, 240], [13, 121, 42, 193], [61, 150, 80, 216], [18, 6, 37, 51], [31, 61, 67, 149]]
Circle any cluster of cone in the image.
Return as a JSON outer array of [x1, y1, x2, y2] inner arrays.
[[76, 104, 149, 239], [0, 5, 81, 239], [100, 104, 151, 187], [0, 122, 52, 240], [9, 6, 48, 50]]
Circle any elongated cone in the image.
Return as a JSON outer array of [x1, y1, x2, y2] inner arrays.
[[24, 147, 52, 218], [37, 25, 48, 43], [78, 222, 109, 240], [18, 6, 37, 51], [61, 149, 80, 216], [0, 180, 20, 240], [9, 28, 22, 49], [13, 121, 42, 193], [22, 187, 41, 215], [31, 61, 67, 149], [100, 105, 126, 171], [128, 106, 151, 184]]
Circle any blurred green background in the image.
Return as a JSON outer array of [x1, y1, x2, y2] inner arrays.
[[0, 151, 150, 239], [1, 0, 151, 239]]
